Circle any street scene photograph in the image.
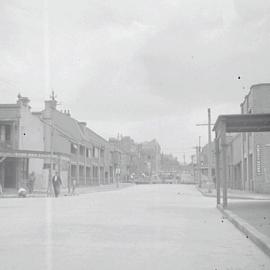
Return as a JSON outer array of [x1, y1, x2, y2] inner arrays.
[[1, 0, 270, 269]]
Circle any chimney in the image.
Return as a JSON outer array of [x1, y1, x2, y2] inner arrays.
[[45, 91, 58, 110], [17, 94, 30, 107], [45, 99, 57, 110]]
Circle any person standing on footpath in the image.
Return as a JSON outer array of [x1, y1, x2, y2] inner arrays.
[[27, 172, 36, 194], [52, 171, 62, 197]]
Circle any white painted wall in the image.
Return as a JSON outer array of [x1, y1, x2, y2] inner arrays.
[[18, 105, 47, 190], [19, 106, 44, 151]]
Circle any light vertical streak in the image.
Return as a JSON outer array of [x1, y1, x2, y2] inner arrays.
[[44, 0, 51, 95], [44, 0, 53, 269]]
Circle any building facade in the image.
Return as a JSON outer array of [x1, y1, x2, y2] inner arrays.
[[0, 94, 174, 193], [202, 83, 270, 193], [109, 137, 162, 180], [0, 95, 47, 191], [160, 153, 180, 173], [0, 95, 117, 193], [240, 83, 270, 193], [200, 141, 215, 179], [109, 136, 139, 182], [137, 140, 161, 176]]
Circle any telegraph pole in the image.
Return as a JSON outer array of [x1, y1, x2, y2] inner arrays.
[[47, 92, 56, 197], [47, 117, 54, 197], [198, 136, 202, 188], [207, 108, 212, 192], [196, 108, 214, 190], [191, 154, 196, 183]]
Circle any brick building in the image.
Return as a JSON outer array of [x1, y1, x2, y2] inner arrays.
[[109, 137, 162, 180], [137, 140, 161, 176], [109, 136, 139, 182]]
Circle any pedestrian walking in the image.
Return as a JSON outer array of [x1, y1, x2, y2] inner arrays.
[[52, 171, 62, 197], [71, 178, 77, 195]]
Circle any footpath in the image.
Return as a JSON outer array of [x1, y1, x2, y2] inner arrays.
[[198, 186, 270, 200], [0, 183, 133, 198], [198, 186, 270, 257]]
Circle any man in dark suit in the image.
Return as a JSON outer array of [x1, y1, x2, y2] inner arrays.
[[52, 171, 62, 197]]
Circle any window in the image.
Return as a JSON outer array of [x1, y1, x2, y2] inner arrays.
[[5, 125, 11, 141], [93, 147, 99, 158], [86, 148, 90, 158], [100, 149, 104, 158], [0, 125, 11, 141], [79, 145, 85, 156], [71, 143, 78, 154]]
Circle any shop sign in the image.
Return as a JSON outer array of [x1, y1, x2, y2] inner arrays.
[[256, 144, 262, 175]]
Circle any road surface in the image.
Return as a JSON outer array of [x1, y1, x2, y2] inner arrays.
[[0, 184, 269, 270]]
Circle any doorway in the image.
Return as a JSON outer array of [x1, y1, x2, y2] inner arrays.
[[4, 158, 17, 188]]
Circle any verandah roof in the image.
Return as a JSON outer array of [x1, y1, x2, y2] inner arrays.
[[213, 113, 270, 134]]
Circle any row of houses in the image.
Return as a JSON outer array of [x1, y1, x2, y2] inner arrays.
[[109, 136, 162, 179], [199, 83, 270, 194], [0, 94, 178, 193], [109, 136, 181, 179]]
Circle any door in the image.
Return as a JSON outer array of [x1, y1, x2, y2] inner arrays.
[[4, 158, 16, 188]]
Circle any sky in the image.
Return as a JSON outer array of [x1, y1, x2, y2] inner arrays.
[[0, 0, 270, 162]]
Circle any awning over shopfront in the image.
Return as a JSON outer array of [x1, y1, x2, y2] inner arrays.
[[213, 113, 270, 208], [214, 113, 270, 135]]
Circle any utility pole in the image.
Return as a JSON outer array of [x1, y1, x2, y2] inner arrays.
[[207, 108, 212, 192], [196, 108, 214, 190], [47, 92, 56, 197], [191, 155, 196, 183], [198, 136, 202, 188], [47, 116, 54, 197]]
